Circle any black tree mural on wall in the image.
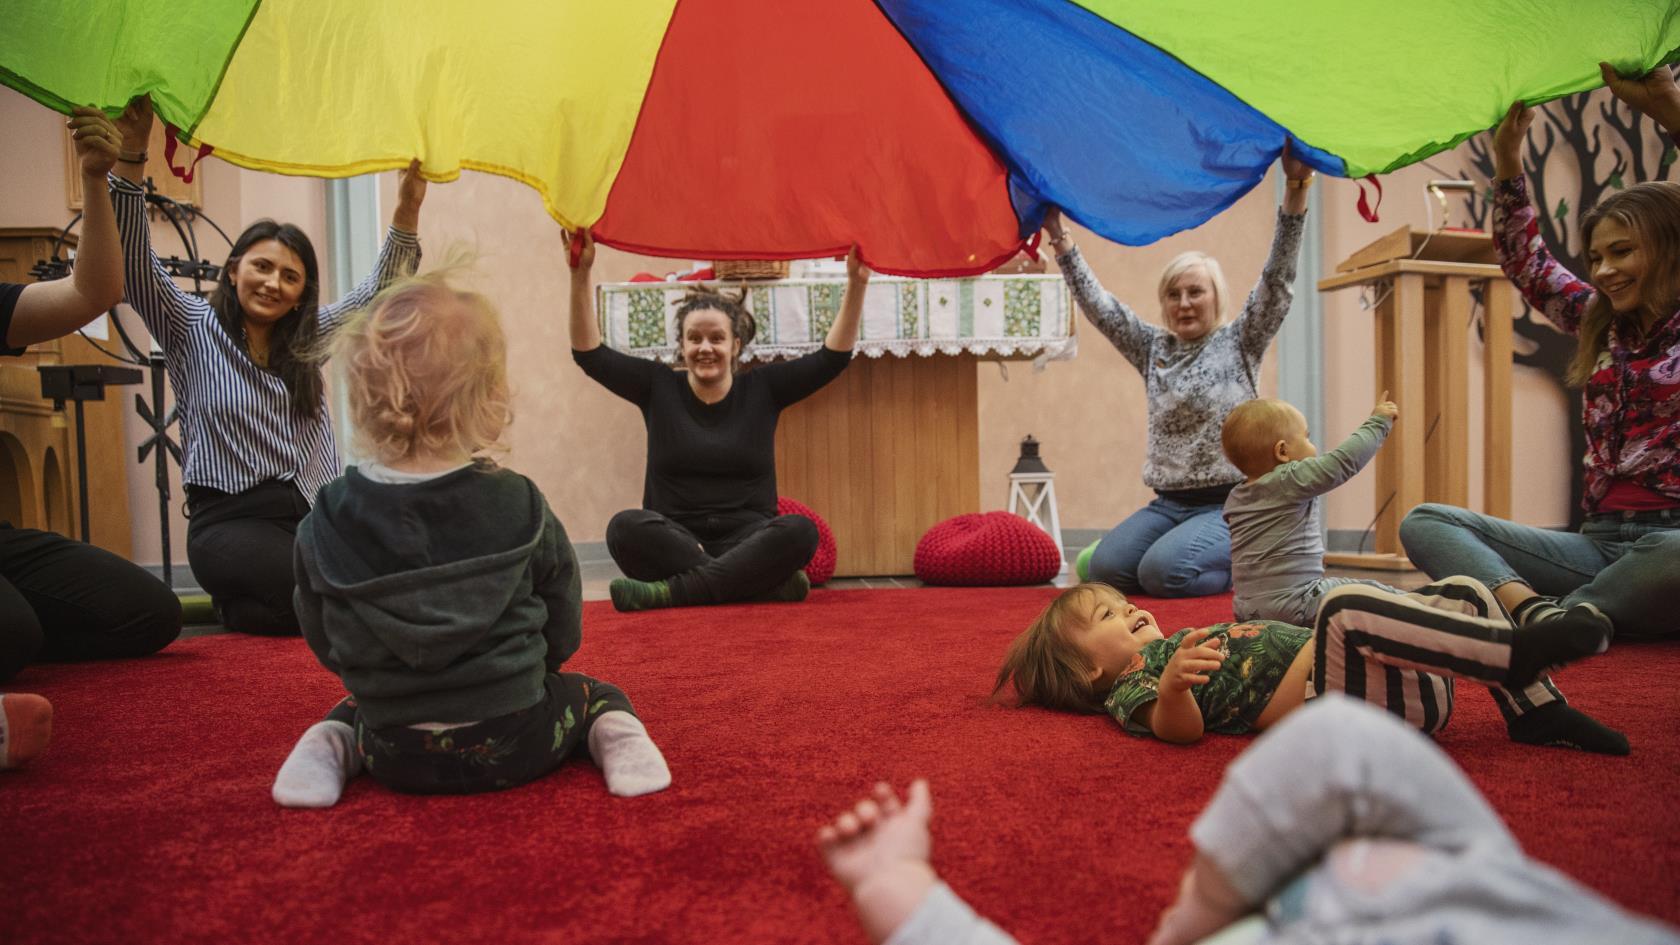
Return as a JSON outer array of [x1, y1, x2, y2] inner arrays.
[[1455, 83, 1678, 528]]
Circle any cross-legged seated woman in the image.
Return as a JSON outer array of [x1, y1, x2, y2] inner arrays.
[[566, 232, 868, 611]]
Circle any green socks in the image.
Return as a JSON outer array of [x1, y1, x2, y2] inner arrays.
[[613, 572, 809, 611], [609, 578, 675, 613], [1075, 540, 1100, 583], [753, 570, 811, 604]]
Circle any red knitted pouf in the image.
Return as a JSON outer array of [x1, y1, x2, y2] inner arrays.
[[913, 512, 1061, 587], [777, 496, 837, 586]]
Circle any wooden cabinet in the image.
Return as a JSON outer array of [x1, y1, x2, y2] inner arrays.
[[775, 354, 979, 576]]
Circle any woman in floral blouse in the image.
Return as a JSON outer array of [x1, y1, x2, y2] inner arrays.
[[1401, 63, 1680, 643]]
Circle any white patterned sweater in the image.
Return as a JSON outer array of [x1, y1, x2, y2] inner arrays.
[[1056, 209, 1306, 493]]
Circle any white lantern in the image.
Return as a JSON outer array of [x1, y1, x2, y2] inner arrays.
[[1007, 435, 1066, 574]]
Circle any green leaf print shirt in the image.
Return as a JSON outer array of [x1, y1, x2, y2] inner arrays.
[[1104, 622, 1312, 738]]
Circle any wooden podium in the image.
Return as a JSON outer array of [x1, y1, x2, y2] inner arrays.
[[1317, 227, 1513, 570]]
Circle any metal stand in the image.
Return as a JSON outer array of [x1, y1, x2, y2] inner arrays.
[[32, 177, 226, 586], [36, 364, 144, 543], [136, 352, 181, 586]]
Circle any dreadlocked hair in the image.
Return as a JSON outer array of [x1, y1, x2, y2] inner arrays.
[[673, 285, 759, 356]]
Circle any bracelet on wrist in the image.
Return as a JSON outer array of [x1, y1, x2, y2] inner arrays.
[[118, 149, 148, 164], [1285, 173, 1314, 191]]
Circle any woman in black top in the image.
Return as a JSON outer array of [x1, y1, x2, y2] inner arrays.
[[1, 107, 180, 703], [566, 231, 869, 611]]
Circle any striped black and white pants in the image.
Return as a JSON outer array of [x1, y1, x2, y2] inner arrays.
[[1311, 576, 1564, 734]]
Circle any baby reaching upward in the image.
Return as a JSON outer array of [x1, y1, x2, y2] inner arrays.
[[1211, 394, 1622, 753], [1219, 394, 1395, 625]]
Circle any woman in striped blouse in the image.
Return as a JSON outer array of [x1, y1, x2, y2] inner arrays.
[[110, 96, 425, 634]]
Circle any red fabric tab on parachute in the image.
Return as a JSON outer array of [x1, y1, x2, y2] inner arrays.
[[1022, 229, 1043, 263], [162, 124, 213, 184], [1356, 174, 1383, 222]]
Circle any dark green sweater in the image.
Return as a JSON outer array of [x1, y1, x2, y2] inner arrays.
[[294, 462, 582, 728]]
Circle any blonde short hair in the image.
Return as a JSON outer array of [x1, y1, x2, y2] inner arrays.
[[1157, 251, 1229, 323], [330, 262, 512, 465], [1221, 398, 1299, 478]]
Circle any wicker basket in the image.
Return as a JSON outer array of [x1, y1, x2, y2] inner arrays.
[[712, 258, 790, 280]]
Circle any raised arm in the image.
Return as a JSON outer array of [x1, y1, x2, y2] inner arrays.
[[109, 95, 210, 347], [824, 246, 870, 352], [7, 108, 126, 347], [563, 228, 661, 404], [1600, 61, 1680, 138], [1044, 207, 1158, 374], [1270, 400, 1395, 500], [565, 228, 602, 351], [1234, 147, 1311, 359], [316, 160, 425, 334], [819, 781, 1018, 945], [1489, 103, 1597, 335]]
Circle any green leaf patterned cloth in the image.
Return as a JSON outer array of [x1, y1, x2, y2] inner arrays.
[[598, 274, 1071, 363], [1105, 621, 1312, 738]]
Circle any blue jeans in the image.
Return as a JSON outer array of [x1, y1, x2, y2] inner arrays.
[[1399, 503, 1680, 642], [1089, 497, 1232, 597]]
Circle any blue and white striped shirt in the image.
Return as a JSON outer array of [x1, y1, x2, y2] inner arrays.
[[111, 176, 421, 504]]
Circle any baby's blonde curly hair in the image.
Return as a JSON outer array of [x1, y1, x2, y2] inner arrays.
[[329, 260, 511, 466]]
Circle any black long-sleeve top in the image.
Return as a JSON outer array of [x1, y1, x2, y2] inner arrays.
[[574, 344, 852, 529]]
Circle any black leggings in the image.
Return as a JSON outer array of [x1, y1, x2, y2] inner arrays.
[[186, 481, 308, 635], [606, 509, 818, 605], [327, 672, 633, 795], [0, 525, 181, 682]]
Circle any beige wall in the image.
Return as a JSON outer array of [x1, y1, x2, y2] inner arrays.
[[3, 84, 1579, 567]]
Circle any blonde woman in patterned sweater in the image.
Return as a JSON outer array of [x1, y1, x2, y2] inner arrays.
[[1047, 149, 1314, 598]]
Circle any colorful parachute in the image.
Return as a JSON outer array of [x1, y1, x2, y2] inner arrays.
[[3, 0, 1675, 276]]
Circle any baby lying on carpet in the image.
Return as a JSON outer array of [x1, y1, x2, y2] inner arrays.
[[993, 576, 1623, 754], [818, 696, 1679, 945]]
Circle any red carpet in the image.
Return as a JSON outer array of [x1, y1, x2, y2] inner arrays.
[[3, 587, 1677, 945]]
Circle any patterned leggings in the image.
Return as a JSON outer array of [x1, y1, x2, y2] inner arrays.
[[1311, 576, 1564, 734], [326, 672, 634, 794]]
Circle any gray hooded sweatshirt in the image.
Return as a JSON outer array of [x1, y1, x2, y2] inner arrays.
[[294, 462, 581, 728]]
